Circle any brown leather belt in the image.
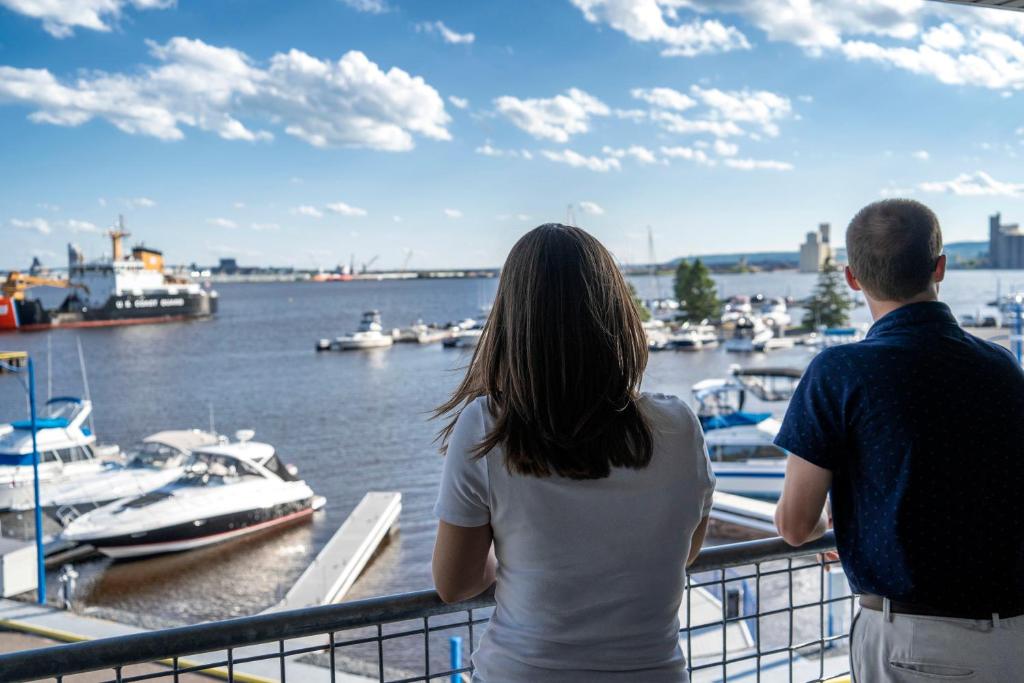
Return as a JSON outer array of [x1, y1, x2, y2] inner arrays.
[[860, 593, 1023, 620]]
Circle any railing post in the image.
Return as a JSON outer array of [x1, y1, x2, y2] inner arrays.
[[449, 636, 463, 683], [28, 357, 45, 605]]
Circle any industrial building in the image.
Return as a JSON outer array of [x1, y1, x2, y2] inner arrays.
[[988, 213, 1024, 269], [799, 223, 835, 273]]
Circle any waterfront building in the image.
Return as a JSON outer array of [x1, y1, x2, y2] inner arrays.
[[988, 213, 1024, 269], [799, 223, 834, 273]]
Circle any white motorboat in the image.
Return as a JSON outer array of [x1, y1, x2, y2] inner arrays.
[[443, 319, 485, 349], [693, 373, 796, 500], [61, 431, 323, 559], [720, 296, 752, 324], [333, 311, 394, 350], [668, 322, 719, 351], [724, 316, 774, 353], [643, 320, 671, 351], [42, 429, 220, 517], [759, 297, 792, 330], [803, 324, 869, 349], [391, 320, 452, 344], [0, 398, 116, 511]]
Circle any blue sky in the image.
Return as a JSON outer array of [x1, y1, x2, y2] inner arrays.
[[1, 0, 1023, 270]]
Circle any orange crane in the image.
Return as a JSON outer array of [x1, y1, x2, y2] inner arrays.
[[1, 272, 87, 300]]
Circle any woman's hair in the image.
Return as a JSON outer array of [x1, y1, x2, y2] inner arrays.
[[435, 223, 653, 480]]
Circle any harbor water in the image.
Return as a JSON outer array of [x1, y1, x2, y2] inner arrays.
[[0, 270, 1013, 625]]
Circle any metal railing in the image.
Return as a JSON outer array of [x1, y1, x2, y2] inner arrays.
[[0, 533, 850, 683]]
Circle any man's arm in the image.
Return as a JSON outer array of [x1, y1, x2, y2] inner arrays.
[[432, 520, 497, 604], [775, 454, 832, 546]]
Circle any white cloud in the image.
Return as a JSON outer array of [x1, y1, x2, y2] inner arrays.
[[652, 111, 743, 137], [583, 2, 1024, 92], [690, 85, 792, 137], [918, 170, 1024, 197], [444, 208, 463, 219], [630, 87, 695, 111], [10, 217, 51, 234], [494, 88, 609, 142], [673, 0, 923, 52], [293, 205, 324, 218], [207, 217, 238, 228], [474, 143, 533, 159], [0, 0, 173, 38], [0, 37, 451, 151], [912, 149, 930, 161], [634, 84, 793, 139], [578, 201, 605, 215], [126, 197, 156, 208], [448, 95, 469, 109], [713, 139, 738, 156], [416, 20, 475, 45], [325, 201, 368, 217], [541, 148, 621, 172], [570, 0, 751, 57], [601, 144, 659, 164], [64, 219, 99, 233], [392, 215, 402, 223], [922, 23, 965, 51], [723, 158, 794, 171], [659, 145, 714, 165], [249, 222, 279, 231], [233, 201, 246, 209], [340, 0, 388, 13]]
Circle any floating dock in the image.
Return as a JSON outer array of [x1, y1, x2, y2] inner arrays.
[[710, 491, 777, 535], [269, 491, 401, 612]]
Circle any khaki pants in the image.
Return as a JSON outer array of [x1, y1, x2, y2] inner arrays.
[[851, 600, 1024, 682]]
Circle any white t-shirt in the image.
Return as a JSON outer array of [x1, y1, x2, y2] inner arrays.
[[434, 392, 716, 682]]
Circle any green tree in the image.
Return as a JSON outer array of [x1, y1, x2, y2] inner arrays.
[[802, 257, 852, 329], [628, 281, 651, 322], [674, 258, 719, 321]]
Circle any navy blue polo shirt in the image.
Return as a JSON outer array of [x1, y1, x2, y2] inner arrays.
[[775, 301, 1024, 614]]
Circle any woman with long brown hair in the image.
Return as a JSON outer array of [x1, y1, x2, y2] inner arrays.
[[432, 224, 714, 681]]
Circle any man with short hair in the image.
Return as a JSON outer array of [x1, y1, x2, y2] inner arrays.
[[774, 199, 1024, 681]]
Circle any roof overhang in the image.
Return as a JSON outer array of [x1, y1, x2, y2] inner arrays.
[[928, 0, 1024, 11]]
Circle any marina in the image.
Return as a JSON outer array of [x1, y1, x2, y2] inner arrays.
[[0, 268, 1014, 681]]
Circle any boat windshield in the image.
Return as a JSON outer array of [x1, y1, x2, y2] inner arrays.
[[127, 442, 187, 469], [179, 452, 266, 486], [262, 454, 299, 481]]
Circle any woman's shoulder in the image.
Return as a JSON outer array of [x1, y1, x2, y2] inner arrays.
[[638, 393, 696, 419], [638, 392, 700, 429]]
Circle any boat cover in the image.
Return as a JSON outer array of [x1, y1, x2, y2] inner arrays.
[[10, 418, 70, 430], [700, 411, 771, 432]]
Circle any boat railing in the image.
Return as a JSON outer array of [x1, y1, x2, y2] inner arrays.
[[0, 533, 851, 683]]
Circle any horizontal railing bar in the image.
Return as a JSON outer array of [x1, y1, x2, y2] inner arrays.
[[0, 533, 835, 682]]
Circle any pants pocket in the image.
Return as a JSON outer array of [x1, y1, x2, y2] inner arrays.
[[888, 660, 975, 679]]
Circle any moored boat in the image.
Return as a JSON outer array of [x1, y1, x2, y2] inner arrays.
[[723, 316, 774, 353], [692, 374, 790, 500], [668, 322, 719, 351], [333, 311, 394, 350], [43, 429, 221, 517], [0, 397, 117, 511], [60, 431, 323, 559], [0, 217, 217, 331]]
